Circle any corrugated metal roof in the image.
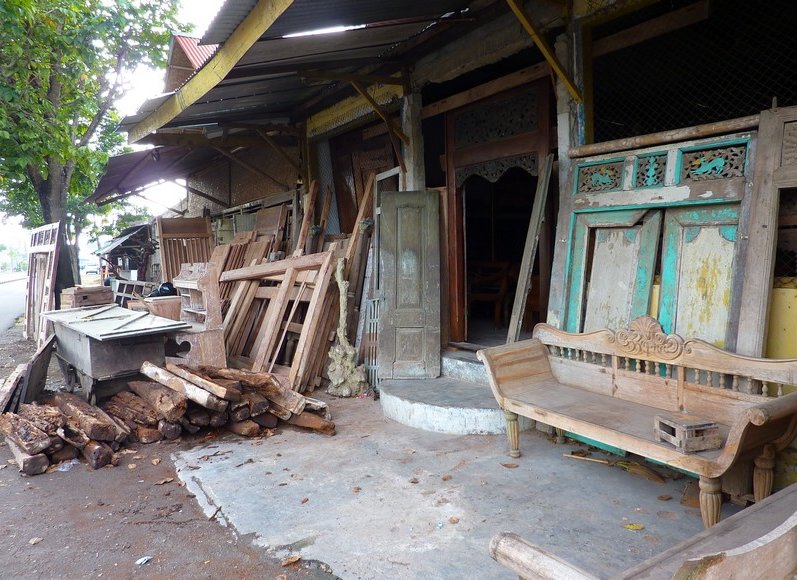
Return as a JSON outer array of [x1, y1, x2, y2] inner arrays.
[[202, 0, 470, 45], [86, 146, 219, 205], [174, 35, 218, 68]]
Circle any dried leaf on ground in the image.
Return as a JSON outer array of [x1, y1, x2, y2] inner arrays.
[[281, 555, 301, 567], [448, 516, 460, 524], [151, 458, 161, 466], [155, 478, 174, 486], [408, 477, 419, 484], [623, 523, 645, 531], [501, 463, 519, 469], [657, 494, 672, 501], [28, 537, 43, 545], [128, 464, 137, 470], [402, 449, 416, 455], [441, 474, 452, 481], [352, 487, 361, 493], [300, 497, 309, 504]]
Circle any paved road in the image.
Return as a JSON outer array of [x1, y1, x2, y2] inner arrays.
[[0, 279, 26, 330]]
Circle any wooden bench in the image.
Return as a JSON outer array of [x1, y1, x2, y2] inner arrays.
[[476, 316, 797, 528], [489, 481, 797, 579]]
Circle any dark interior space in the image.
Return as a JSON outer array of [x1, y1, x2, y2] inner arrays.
[[463, 167, 541, 345], [592, 0, 797, 142]]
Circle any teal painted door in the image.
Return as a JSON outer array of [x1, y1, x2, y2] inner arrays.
[[658, 205, 739, 348], [565, 209, 662, 332]]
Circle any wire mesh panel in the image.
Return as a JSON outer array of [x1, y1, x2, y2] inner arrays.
[[592, 0, 797, 142]]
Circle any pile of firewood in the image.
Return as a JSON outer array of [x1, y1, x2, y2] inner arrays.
[[0, 362, 335, 476]]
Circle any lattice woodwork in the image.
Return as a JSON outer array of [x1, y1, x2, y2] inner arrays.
[[635, 153, 667, 187], [576, 160, 624, 193], [680, 145, 747, 182], [454, 90, 537, 149], [455, 153, 538, 188]]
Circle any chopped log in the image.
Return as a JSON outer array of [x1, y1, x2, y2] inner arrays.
[[179, 417, 201, 434], [0, 413, 53, 455], [17, 403, 66, 436], [57, 417, 90, 449], [0, 363, 27, 414], [136, 425, 163, 444], [287, 412, 336, 436], [140, 362, 228, 413], [229, 399, 250, 422], [106, 414, 130, 443], [208, 411, 228, 428], [186, 407, 210, 427], [82, 440, 113, 469], [43, 437, 63, 455], [50, 444, 78, 463], [158, 419, 182, 440], [128, 380, 188, 422], [251, 413, 278, 429], [214, 378, 242, 390], [200, 367, 305, 414], [45, 392, 117, 441], [166, 363, 241, 401], [241, 391, 270, 416], [6, 438, 48, 475], [267, 402, 292, 421], [304, 396, 331, 420], [102, 391, 158, 426], [226, 419, 261, 437]]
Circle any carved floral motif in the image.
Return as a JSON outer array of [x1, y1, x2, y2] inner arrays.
[[614, 316, 684, 361]]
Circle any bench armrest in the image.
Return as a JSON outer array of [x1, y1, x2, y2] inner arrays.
[[489, 532, 598, 580], [745, 391, 797, 426]]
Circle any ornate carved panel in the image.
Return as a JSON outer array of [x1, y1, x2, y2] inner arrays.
[[635, 153, 667, 188], [455, 153, 538, 188], [613, 316, 685, 361], [453, 90, 537, 150], [576, 160, 624, 193], [680, 144, 747, 182]]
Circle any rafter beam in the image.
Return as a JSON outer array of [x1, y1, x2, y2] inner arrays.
[[139, 133, 272, 149], [301, 71, 407, 88], [127, 0, 296, 143], [505, 0, 582, 104], [255, 128, 305, 182], [182, 183, 231, 208], [350, 80, 409, 145], [212, 146, 290, 191]]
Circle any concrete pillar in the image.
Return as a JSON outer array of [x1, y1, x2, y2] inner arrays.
[[401, 92, 426, 191]]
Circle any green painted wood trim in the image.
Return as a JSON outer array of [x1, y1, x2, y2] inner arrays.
[[566, 433, 628, 457], [572, 197, 739, 215], [674, 137, 751, 185], [629, 211, 662, 320], [572, 156, 627, 195]]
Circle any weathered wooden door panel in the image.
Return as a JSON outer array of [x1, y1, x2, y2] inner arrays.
[[566, 209, 660, 332], [378, 191, 441, 379], [659, 205, 739, 348]]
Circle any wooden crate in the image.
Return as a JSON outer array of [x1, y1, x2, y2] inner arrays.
[[61, 286, 113, 309], [654, 413, 723, 454]]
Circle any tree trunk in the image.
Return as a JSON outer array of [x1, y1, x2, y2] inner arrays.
[[36, 161, 76, 298]]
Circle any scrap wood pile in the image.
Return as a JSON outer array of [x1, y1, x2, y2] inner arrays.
[[0, 361, 334, 476], [208, 179, 373, 395]]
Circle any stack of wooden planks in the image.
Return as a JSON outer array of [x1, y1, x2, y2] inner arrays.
[[0, 362, 333, 476]]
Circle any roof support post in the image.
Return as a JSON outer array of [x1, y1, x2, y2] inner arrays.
[[127, 0, 296, 143], [401, 92, 425, 191], [504, 0, 583, 104]]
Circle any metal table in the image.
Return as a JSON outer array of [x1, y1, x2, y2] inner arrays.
[[41, 305, 190, 401]]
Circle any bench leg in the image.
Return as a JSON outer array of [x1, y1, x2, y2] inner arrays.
[[753, 445, 776, 502], [504, 410, 521, 458], [699, 476, 722, 528], [554, 428, 566, 444]]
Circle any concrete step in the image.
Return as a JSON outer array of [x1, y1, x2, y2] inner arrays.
[[380, 377, 532, 435], [441, 350, 489, 386]]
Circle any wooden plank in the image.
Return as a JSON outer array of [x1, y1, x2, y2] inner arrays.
[[127, 0, 296, 143], [221, 251, 331, 282], [249, 268, 299, 372], [20, 334, 56, 405], [507, 154, 553, 343], [0, 364, 28, 413]]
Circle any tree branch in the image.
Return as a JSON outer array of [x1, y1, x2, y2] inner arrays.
[[78, 44, 128, 148]]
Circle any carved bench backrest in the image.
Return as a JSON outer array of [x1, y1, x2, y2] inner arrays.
[[532, 316, 794, 422]]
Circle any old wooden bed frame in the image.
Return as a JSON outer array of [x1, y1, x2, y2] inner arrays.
[[477, 316, 797, 528]]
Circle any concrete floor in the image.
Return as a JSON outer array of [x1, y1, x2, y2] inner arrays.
[[172, 393, 741, 580]]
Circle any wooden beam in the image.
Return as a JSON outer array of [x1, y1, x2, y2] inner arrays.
[[568, 115, 760, 158], [592, 1, 710, 58], [351, 80, 407, 172], [350, 81, 409, 145], [127, 0, 296, 143], [184, 184, 230, 208], [221, 251, 331, 282], [211, 146, 290, 191], [220, 122, 300, 135], [301, 71, 406, 87], [505, 0, 582, 104], [255, 128, 305, 181], [140, 133, 272, 149], [422, 61, 550, 119]]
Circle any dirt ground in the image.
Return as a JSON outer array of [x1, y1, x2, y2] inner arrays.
[[0, 321, 337, 579]]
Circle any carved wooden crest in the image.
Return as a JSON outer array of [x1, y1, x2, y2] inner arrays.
[[614, 316, 684, 361]]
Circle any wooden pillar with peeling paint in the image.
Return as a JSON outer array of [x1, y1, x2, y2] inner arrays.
[[401, 92, 426, 191]]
